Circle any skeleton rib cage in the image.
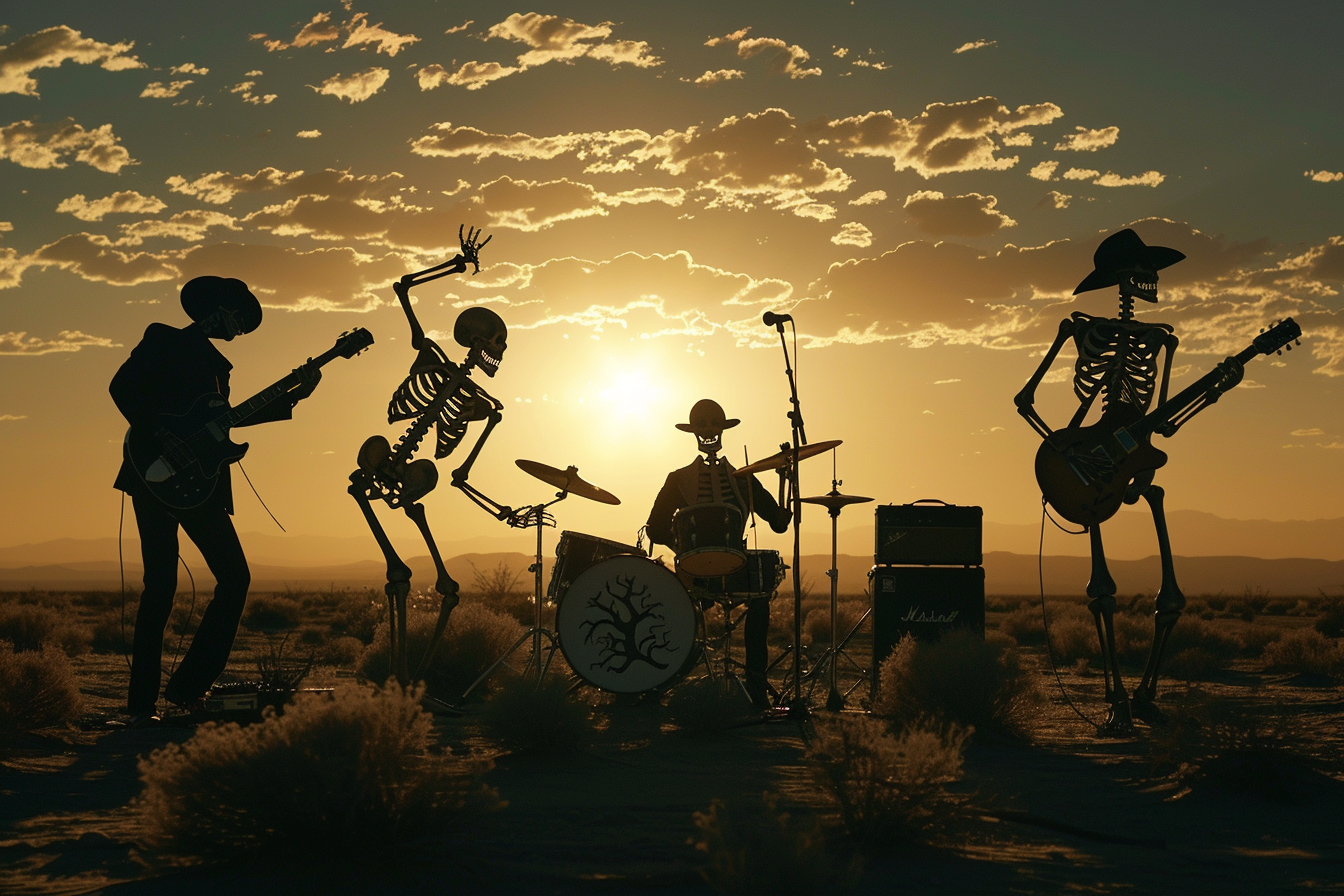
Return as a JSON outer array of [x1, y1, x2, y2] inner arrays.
[[387, 339, 478, 462], [1070, 312, 1172, 414]]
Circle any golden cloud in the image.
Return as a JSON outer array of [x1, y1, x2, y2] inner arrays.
[[29, 233, 177, 285], [256, 12, 340, 52], [902, 190, 1016, 236], [175, 242, 412, 312], [166, 167, 304, 204], [0, 118, 134, 172], [689, 69, 745, 86], [55, 190, 165, 221], [0, 25, 143, 96], [310, 67, 389, 103], [953, 39, 996, 54], [831, 222, 873, 248], [417, 61, 519, 91], [140, 79, 194, 98], [116, 210, 240, 245], [0, 329, 120, 355], [1054, 126, 1119, 151], [342, 13, 419, 56]]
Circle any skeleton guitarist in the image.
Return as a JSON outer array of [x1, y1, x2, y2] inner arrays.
[[1014, 228, 1246, 734], [350, 226, 524, 685]]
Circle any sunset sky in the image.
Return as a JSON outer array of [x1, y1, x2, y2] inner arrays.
[[1, 2, 1341, 560]]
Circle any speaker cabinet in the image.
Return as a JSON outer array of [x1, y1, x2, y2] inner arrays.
[[870, 565, 985, 687]]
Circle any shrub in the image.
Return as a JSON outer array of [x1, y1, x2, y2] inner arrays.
[[327, 589, 384, 644], [91, 609, 132, 655], [806, 714, 969, 849], [691, 791, 856, 895], [1261, 629, 1344, 678], [358, 603, 524, 699], [241, 595, 303, 633], [666, 677, 758, 735], [0, 603, 89, 655], [316, 635, 363, 668], [478, 674, 596, 754], [0, 644, 83, 747], [999, 603, 1046, 646], [254, 634, 313, 691], [136, 684, 499, 861], [804, 600, 865, 648], [873, 632, 1039, 736], [1315, 602, 1344, 639]]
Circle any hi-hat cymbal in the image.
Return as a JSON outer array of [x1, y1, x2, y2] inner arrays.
[[733, 439, 842, 477], [516, 460, 620, 505], [801, 492, 874, 511]]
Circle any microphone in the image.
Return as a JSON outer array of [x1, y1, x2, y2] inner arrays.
[[762, 311, 792, 327]]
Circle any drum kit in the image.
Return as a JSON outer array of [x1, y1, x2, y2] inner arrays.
[[462, 441, 874, 714]]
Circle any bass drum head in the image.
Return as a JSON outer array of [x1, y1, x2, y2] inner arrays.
[[556, 556, 699, 694]]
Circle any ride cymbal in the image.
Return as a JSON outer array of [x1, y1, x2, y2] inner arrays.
[[516, 459, 620, 504], [800, 492, 874, 512], [733, 439, 842, 477]]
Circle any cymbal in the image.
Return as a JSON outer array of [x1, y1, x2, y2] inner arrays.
[[801, 492, 874, 511], [515, 460, 620, 505], [733, 439, 842, 477]]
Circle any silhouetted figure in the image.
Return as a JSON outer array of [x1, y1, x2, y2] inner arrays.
[[1015, 229, 1245, 734], [647, 399, 791, 708], [349, 226, 522, 686], [111, 276, 321, 725]]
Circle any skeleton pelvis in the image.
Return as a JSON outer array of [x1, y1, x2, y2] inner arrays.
[[357, 435, 439, 503]]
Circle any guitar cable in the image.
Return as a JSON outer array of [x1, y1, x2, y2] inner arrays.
[[237, 460, 286, 532], [1038, 497, 1101, 728]]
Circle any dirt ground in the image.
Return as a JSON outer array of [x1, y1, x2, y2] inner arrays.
[[2, 596, 1343, 895]]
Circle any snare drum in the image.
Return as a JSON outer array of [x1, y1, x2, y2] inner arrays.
[[556, 555, 703, 693], [692, 549, 785, 597], [547, 531, 644, 603], [673, 503, 746, 577]]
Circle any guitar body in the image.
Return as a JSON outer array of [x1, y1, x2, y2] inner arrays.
[[1035, 405, 1168, 527], [127, 392, 250, 509]]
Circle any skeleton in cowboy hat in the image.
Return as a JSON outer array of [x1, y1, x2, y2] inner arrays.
[[1014, 227, 1244, 734]]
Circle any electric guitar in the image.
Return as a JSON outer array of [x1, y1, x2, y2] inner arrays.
[[126, 328, 374, 509], [1035, 318, 1300, 527]]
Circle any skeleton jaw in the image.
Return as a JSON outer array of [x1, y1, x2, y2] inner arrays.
[[696, 433, 723, 454], [1119, 269, 1160, 303], [471, 345, 502, 377]]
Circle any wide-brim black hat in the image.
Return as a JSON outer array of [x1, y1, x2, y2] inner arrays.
[[676, 399, 740, 434], [180, 276, 262, 333], [1073, 228, 1185, 295]]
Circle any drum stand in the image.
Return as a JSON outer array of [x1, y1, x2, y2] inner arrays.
[[459, 493, 564, 700]]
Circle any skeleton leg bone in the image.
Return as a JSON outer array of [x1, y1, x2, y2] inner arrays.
[[349, 470, 413, 684], [403, 500, 460, 680], [1086, 524, 1133, 735], [1132, 483, 1184, 721]]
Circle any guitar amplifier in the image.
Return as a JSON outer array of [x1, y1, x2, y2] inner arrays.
[[875, 500, 982, 566], [870, 565, 985, 686]]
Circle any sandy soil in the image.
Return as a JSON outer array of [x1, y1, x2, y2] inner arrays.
[[2, 613, 1342, 895]]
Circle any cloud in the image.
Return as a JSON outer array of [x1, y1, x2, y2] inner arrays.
[[1305, 170, 1343, 183], [0, 25, 143, 96], [256, 12, 340, 52], [55, 190, 166, 221], [296, 129, 321, 138], [1054, 125, 1119, 151], [230, 80, 277, 104], [1001, 132, 1033, 147], [1093, 170, 1163, 187], [689, 69, 744, 86], [1029, 160, 1058, 181], [902, 190, 1016, 236], [831, 222, 873, 248], [310, 67, 389, 102], [814, 96, 1063, 178], [170, 62, 208, 76], [167, 167, 304, 204], [417, 61, 520, 91], [140, 79, 194, 98], [1062, 167, 1099, 180], [445, 21, 473, 35], [409, 122, 649, 161], [1292, 428, 1326, 437], [0, 414, 26, 421], [342, 13, 419, 56], [28, 233, 177, 285], [0, 329, 120, 355], [849, 190, 886, 206], [953, 39, 996, 54], [706, 28, 820, 78], [116, 209, 239, 244], [0, 118, 134, 172], [175, 242, 412, 311], [1038, 190, 1072, 209]]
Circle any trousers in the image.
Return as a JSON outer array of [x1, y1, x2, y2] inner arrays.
[[126, 492, 250, 713]]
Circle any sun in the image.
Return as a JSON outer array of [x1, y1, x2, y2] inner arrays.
[[596, 367, 661, 422]]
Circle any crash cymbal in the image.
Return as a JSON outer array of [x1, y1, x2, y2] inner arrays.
[[733, 439, 843, 477], [515, 459, 620, 505], [801, 492, 874, 511]]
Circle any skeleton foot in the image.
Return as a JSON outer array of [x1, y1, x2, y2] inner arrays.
[[1097, 698, 1135, 737]]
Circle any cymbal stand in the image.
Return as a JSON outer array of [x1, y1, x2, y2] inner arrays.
[[769, 314, 809, 718], [812, 481, 865, 710], [460, 492, 564, 700]]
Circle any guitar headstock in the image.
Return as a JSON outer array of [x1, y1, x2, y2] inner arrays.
[[1254, 318, 1302, 357], [335, 327, 375, 358]]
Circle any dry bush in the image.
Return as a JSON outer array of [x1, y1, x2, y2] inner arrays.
[[691, 791, 857, 895], [804, 600, 865, 648], [0, 603, 90, 655], [315, 634, 363, 668], [0, 644, 83, 747], [478, 674, 596, 754], [1316, 603, 1344, 639], [1237, 622, 1281, 657], [874, 632, 1039, 736], [254, 634, 313, 691], [326, 589, 384, 644], [999, 603, 1046, 646], [666, 677, 758, 735], [136, 684, 499, 862], [90, 608, 132, 655], [359, 603, 523, 699], [1157, 617, 1242, 680], [241, 595, 303, 633], [1261, 629, 1344, 678], [807, 714, 969, 849]]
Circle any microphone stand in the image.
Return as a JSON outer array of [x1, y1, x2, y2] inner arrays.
[[771, 316, 808, 718]]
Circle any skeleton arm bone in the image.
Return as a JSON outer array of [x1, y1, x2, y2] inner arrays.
[[449, 389, 525, 524], [1014, 317, 1075, 439], [391, 227, 492, 352]]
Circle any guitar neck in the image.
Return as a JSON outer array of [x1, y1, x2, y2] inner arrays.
[[221, 343, 343, 428], [1139, 340, 1265, 439]]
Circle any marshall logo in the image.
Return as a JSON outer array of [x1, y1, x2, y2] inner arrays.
[[900, 606, 960, 624], [883, 530, 909, 547]]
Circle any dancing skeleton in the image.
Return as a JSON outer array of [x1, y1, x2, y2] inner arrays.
[[1013, 228, 1244, 734], [349, 227, 523, 684]]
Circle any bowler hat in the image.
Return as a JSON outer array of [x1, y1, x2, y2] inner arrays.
[[676, 399, 739, 435]]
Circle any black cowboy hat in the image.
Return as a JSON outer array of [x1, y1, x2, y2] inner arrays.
[[180, 276, 262, 333], [1073, 228, 1185, 295], [676, 399, 740, 435]]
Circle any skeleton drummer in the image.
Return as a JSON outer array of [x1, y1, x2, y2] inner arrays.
[[646, 399, 792, 709]]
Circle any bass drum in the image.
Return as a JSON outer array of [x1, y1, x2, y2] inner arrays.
[[556, 555, 702, 694], [546, 530, 644, 603]]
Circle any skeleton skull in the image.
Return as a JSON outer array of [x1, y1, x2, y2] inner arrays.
[[1118, 266, 1160, 303], [454, 306, 507, 377]]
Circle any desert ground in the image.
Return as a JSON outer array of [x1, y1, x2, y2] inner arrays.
[[2, 580, 1342, 895]]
